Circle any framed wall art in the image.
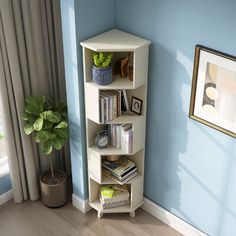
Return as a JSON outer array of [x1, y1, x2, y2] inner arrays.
[[189, 45, 236, 138]]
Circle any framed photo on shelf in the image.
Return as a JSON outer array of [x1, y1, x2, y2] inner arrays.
[[189, 45, 236, 138], [131, 96, 142, 115]]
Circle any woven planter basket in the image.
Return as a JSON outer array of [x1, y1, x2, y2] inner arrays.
[[92, 65, 112, 85]]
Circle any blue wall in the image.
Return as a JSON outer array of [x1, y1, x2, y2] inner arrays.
[[61, 0, 236, 235], [116, 1, 236, 235], [60, 0, 115, 199], [0, 174, 11, 195]]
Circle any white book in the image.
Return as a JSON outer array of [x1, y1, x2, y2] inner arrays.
[[100, 93, 109, 122], [116, 124, 122, 148], [121, 127, 133, 154], [120, 124, 132, 153], [102, 91, 113, 121], [106, 90, 118, 119], [111, 124, 116, 147], [99, 98, 105, 123]]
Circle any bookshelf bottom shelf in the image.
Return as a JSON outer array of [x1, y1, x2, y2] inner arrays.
[[89, 199, 144, 218]]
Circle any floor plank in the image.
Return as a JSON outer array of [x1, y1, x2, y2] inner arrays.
[[0, 200, 182, 236]]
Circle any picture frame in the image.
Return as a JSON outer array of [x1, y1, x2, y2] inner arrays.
[[131, 96, 142, 115], [189, 45, 236, 138]]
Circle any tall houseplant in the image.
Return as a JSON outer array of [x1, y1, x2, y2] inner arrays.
[[21, 95, 69, 207], [92, 52, 113, 85]]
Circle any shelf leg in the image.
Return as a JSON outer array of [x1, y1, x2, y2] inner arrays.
[[130, 211, 135, 218], [97, 211, 103, 218]]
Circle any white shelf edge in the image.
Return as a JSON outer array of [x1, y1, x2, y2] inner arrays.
[[89, 146, 133, 156], [97, 114, 145, 125]]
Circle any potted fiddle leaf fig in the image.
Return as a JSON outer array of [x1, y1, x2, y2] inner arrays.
[[21, 95, 69, 207], [92, 52, 113, 85]]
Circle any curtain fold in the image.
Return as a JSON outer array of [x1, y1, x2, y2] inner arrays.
[[0, 0, 69, 202]]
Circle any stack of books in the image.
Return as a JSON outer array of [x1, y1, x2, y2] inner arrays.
[[109, 124, 133, 154], [99, 185, 130, 209], [102, 156, 137, 185], [99, 90, 129, 123]]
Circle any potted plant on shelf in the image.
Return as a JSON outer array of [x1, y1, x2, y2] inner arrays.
[[21, 95, 69, 207], [92, 52, 113, 85]]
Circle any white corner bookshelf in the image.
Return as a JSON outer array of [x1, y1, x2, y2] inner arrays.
[[81, 29, 150, 218]]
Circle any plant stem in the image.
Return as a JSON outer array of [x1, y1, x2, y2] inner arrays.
[[49, 155, 55, 180]]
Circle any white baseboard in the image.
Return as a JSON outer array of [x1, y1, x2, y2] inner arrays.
[[72, 193, 91, 213], [142, 197, 208, 236], [0, 189, 13, 206]]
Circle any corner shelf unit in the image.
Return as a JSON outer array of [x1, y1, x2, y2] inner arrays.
[[81, 29, 150, 218]]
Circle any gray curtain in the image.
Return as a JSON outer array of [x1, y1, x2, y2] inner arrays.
[[0, 0, 69, 202]]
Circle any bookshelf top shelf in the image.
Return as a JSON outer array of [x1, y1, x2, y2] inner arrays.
[[80, 29, 151, 52]]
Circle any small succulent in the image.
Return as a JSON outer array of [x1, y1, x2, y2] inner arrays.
[[93, 52, 112, 68]]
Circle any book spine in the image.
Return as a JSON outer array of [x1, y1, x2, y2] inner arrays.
[[105, 97, 109, 122], [116, 125, 121, 148], [113, 94, 117, 119], [122, 89, 130, 111], [111, 124, 116, 147], [120, 128, 133, 154], [128, 130, 133, 154], [118, 90, 122, 116], [99, 98, 102, 123], [100, 98, 105, 123]]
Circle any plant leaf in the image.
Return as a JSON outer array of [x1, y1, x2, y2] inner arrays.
[[24, 123, 34, 135], [33, 118, 44, 131], [40, 110, 61, 123], [34, 133, 40, 143], [40, 140, 53, 155], [55, 121, 68, 129], [35, 130, 56, 142], [52, 137, 65, 150], [55, 103, 67, 113], [43, 120, 53, 129], [54, 127, 69, 139], [21, 112, 36, 122], [25, 96, 46, 116]]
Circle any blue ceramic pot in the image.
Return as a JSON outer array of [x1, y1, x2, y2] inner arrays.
[[92, 65, 112, 85]]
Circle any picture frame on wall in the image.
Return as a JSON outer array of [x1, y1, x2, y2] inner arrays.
[[189, 45, 236, 138], [131, 96, 142, 115]]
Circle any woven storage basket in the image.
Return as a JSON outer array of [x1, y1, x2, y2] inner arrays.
[[92, 65, 112, 85]]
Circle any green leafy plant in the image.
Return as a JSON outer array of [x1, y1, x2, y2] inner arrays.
[[21, 95, 69, 179], [93, 52, 113, 68], [0, 133, 4, 140]]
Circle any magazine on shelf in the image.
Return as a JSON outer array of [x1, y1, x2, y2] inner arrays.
[[112, 166, 137, 181], [102, 156, 135, 176], [102, 168, 138, 185]]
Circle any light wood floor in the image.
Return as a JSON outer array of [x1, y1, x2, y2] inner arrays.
[[0, 200, 182, 236]]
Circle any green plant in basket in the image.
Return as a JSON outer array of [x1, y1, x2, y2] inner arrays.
[[93, 52, 113, 68], [21, 95, 69, 180]]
